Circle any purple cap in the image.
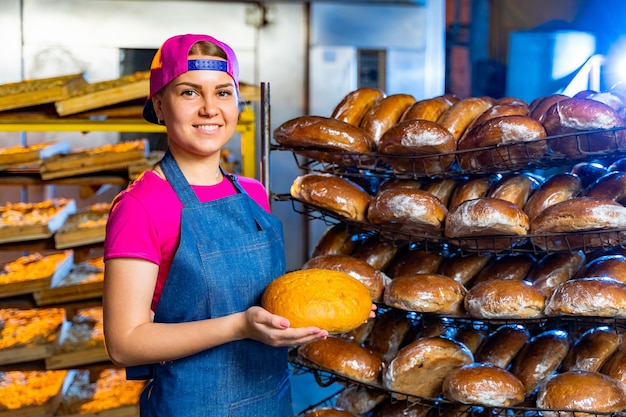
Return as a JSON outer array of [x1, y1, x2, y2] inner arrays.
[[143, 34, 240, 124]]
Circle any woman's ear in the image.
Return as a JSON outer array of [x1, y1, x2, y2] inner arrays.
[[152, 95, 164, 122]]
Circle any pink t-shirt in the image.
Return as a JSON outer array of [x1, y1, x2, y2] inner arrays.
[[104, 170, 271, 310]]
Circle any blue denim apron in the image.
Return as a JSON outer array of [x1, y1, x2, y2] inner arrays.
[[132, 150, 291, 416]]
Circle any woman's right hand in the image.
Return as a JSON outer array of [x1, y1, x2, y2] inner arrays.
[[240, 306, 328, 347]]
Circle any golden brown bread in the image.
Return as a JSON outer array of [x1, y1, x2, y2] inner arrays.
[[400, 95, 454, 123], [377, 119, 456, 175], [469, 254, 534, 288], [578, 254, 626, 282], [523, 173, 582, 222], [536, 371, 626, 417], [437, 253, 492, 286], [528, 93, 569, 122], [464, 278, 546, 319], [385, 247, 444, 278], [421, 178, 458, 208], [273, 115, 373, 153], [527, 250, 586, 296], [311, 224, 359, 258], [335, 385, 388, 416], [544, 277, 626, 317], [456, 115, 548, 170], [487, 173, 540, 210], [601, 341, 626, 385], [465, 102, 529, 131], [360, 94, 416, 148], [442, 363, 525, 407], [510, 329, 570, 396], [364, 309, 412, 361], [585, 171, 626, 205], [474, 324, 530, 369], [448, 176, 495, 211], [453, 327, 487, 354], [382, 336, 474, 399], [331, 87, 386, 126], [374, 400, 432, 417], [367, 188, 448, 236], [302, 254, 389, 302], [351, 235, 399, 271], [290, 173, 371, 222], [262, 269, 372, 333], [304, 408, 358, 417], [384, 273, 467, 315], [561, 326, 622, 372], [436, 97, 494, 142], [297, 336, 383, 383]]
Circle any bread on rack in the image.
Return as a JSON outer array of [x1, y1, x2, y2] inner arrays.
[[442, 363, 525, 407], [311, 223, 360, 258], [585, 170, 626, 205], [578, 254, 626, 282], [536, 371, 626, 417], [544, 277, 626, 317], [303, 407, 359, 417], [331, 87, 386, 127], [601, 340, 626, 385], [436, 96, 494, 142], [522, 172, 582, 222], [448, 176, 495, 210], [528, 93, 569, 122], [561, 326, 622, 372], [421, 178, 458, 208], [400, 95, 455, 123], [474, 324, 530, 369], [364, 309, 413, 361], [437, 253, 492, 286], [464, 278, 546, 319], [462, 102, 530, 138], [384, 273, 467, 315], [360, 93, 416, 148], [385, 247, 445, 278], [297, 336, 383, 384], [526, 250, 586, 296], [453, 327, 487, 354], [469, 253, 535, 288], [351, 235, 399, 271], [290, 173, 371, 222], [335, 385, 388, 416], [487, 173, 541, 210]]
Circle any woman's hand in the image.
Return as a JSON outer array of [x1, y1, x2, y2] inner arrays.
[[242, 306, 328, 347]]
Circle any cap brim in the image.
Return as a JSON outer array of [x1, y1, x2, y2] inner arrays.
[[143, 99, 159, 124]]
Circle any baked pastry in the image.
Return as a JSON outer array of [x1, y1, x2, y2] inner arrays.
[[442, 363, 525, 407], [527, 250, 586, 296], [544, 277, 626, 317], [509, 329, 570, 395], [437, 253, 492, 286], [373, 400, 432, 417], [351, 235, 399, 271], [579, 254, 626, 282], [302, 254, 389, 302], [304, 407, 358, 417], [262, 268, 372, 333], [528, 93, 569, 122], [522, 173, 582, 222], [436, 97, 494, 142], [382, 336, 474, 399], [453, 327, 487, 354], [290, 173, 371, 222], [385, 247, 444, 278], [364, 309, 413, 361], [464, 278, 546, 319], [384, 273, 467, 315], [561, 326, 622, 372], [311, 224, 359, 258], [469, 254, 535, 288], [585, 170, 626, 205], [474, 324, 530, 369], [462, 102, 530, 137], [421, 178, 458, 208], [334, 385, 388, 415], [331, 87, 386, 126], [448, 176, 494, 210], [536, 371, 626, 417], [297, 336, 383, 384], [400, 95, 455, 123], [360, 93, 416, 148], [487, 173, 540, 210], [601, 341, 626, 385]]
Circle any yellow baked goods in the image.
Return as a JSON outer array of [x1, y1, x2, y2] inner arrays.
[[0, 307, 66, 349], [0, 250, 72, 285], [262, 268, 372, 333], [0, 370, 68, 411]]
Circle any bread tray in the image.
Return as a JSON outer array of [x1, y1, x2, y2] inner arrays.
[[273, 127, 626, 180], [278, 195, 626, 256], [288, 351, 626, 417]]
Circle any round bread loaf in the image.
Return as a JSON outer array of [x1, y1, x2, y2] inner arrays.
[[544, 277, 626, 317], [469, 254, 534, 288], [386, 247, 444, 278], [436, 97, 494, 142], [262, 268, 372, 333], [589, 91, 626, 113], [453, 327, 487, 354], [364, 309, 412, 361], [400, 95, 454, 123], [464, 278, 546, 319], [312, 224, 359, 258], [382, 336, 474, 399], [448, 176, 495, 211], [384, 273, 467, 315], [274, 115, 373, 153], [523, 173, 582, 222], [360, 94, 416, 148], [536, 371, 626, 417], [462, 103, 530, 138], [474, 324, 530, 369], [377, 119, 456, 175], [297, 336, 383, 383], [488, 174, 540, 210], [302, 254, 388, 302], [543, 98, 626, 156], [456, 115, 548, 170], [601, 344, 626, 385], [421, 178, 458, 208], [290, 173, 371, 222], [351, 235, 399, 271], [510, 329, 570, 396], [367, 188, 448, 237], [571, 161, 609, 188], [528, 93, 569, 122], [304, 408, 358, 417], [527, 250, 586, 297], [529, 197, 626, 251], [438, 253, 492, 286], [331, 87, 386, 127], [585, 171, 626, 205], [373, 400, 432, 417], [561, 326, 622, 372], [579, 254, 626, 282], [342, 319, 376, 345], [335, 385, 388, 416], [442, 363, 525, 407]]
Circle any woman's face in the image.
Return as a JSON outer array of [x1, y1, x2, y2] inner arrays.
[[152, 55, 239, 158]]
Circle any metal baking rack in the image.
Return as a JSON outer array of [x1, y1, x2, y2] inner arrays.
[[272, 127, 626, 180]]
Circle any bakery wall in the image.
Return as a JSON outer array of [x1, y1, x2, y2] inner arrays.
[[0, 0, 445, 271]]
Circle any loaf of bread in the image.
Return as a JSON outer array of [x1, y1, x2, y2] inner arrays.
[[529, 197, 626, 251], [262, 268, 372, 333], [401, 95, 456, 123], [377, 119, 456, 175], [302, 254, 388, 302], [527, 250, 586, 296], [421, 178, 458, 208], [331, 87, 386, 126], [384, 273, 467, 315], [488, 173, 540, 210], [462, 102, 530, 138], [544, 277, 626, 317], [436, 97, 494, 142], [304, 407, 358, 417], [448, 176, 494, 210], [528, 93, 569, 122], [297, 336, 383, 383], [601, 341, 626, 385], [312, 224, 359, 258], [474, 324, 530, 369], [367, 188, 448, 236], [585, 170, 626, 205], [335, 385, 388, 416], [382, 336, 474, 399], [364, 309, 413, 361], [536, 371, 626, 417], [464, 278, 546, 319], [453, 327, 487, 354], [373, 400, 432, 417], [509, 329, 570, 395], [351, 235, 399, 271], [456, 115, 548, 170], [290, 173, 371, 222], [360, 94, 416, 148], [385, 247, 444, 278], [469, 253, 534, 288], [571, 161, 609, 188], [437, 253, 492, 286], [523, 173, 582, 222], [579, 254, 626, 282], [442, 363, 525, 407], [561, 326, 622, 372]]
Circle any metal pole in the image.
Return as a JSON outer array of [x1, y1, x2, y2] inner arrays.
[[260, 82, 272, 205]]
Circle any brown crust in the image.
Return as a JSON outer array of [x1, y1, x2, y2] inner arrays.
[[544, 277, 626, 317], [400, 95, 454, 123], [436, 97, 494, 142], [561, 327, 622, 372], [469, 254, 535, 288], [448, 176, 495, 211], [585, 171, 626, 205], [475, 324, 530, 369], [460, 103, 530, 143], [386, 247, 445, 278], [421, 178, 458, 207], [443, 363, 525, 407], [464, 278, 546, 319], [527, 250, 586, 296], [331, 87, 386, 126], [351, 235, 400, 271], [523, 173, 582, 222], [312, 224, 360, 258], [445, 197, 530, 238], [579, 254, 626, 282], [528, 93, 569, 122], [438, 253, 493, 286], [488, 174, 540, 209], [384, 273, 467, 315], [360, 94, 416, 148], [364, 309, 413, 361]]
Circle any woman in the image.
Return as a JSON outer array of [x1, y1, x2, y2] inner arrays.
[[103, 33, 330, 416]]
